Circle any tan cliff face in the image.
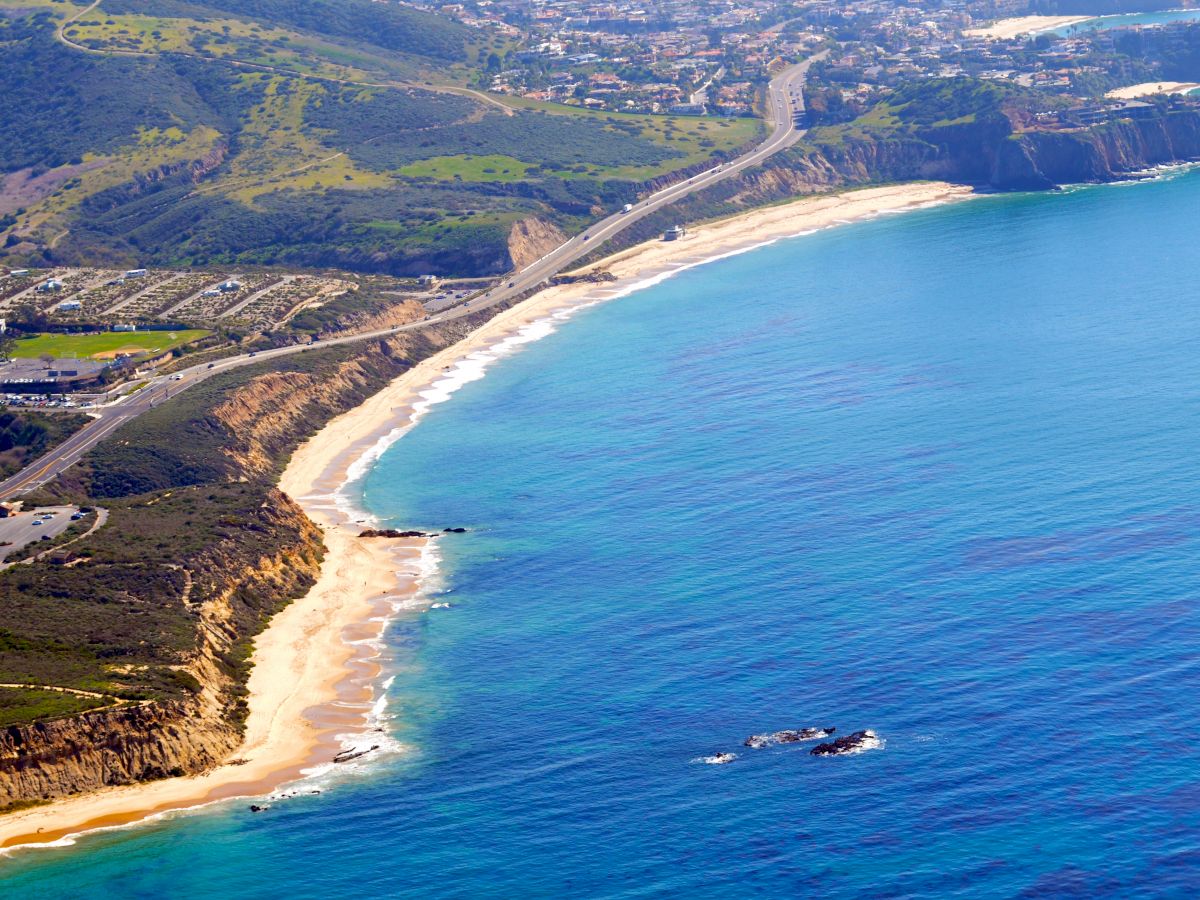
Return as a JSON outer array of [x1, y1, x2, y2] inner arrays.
[[210, 332, 434, 480], [329, 298, 426, 337], [0, 488, 322, 808], [507, 216, 568, 270], [0, 701, 239, 808]]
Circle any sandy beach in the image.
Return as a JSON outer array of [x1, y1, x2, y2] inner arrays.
[[1107, 81, 1200, 99], [965, 14, 1092, 39], [0, 179, 973, 852]]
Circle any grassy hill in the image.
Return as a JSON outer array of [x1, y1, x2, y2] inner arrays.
[[0, 1, 762, 277]]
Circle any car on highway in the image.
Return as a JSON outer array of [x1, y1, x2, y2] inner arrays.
[[31, 519, 42, 526], [208, 363, 215, 369]]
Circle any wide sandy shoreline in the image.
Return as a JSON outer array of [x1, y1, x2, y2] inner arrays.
[[0, 180, 973, 853], [965, 14, 1092, 39], [1107, 80, 1200, 99]]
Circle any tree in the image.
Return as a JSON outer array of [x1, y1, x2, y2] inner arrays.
[[0, 332, 15, 363]]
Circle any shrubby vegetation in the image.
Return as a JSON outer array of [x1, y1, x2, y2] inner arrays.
[[0, 4, 736, 277], [0, 411, 90, 481], [0, 333, 450, 716], [313, 98, 681, 171], [306, 86, 478, 141], [0, 687, 105, 726], [0, 17, 242, 173], [889, 77, 1016, 126], [119, 0, 476, 61]]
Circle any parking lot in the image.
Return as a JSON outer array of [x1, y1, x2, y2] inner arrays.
[[0, 506, 81, 561]]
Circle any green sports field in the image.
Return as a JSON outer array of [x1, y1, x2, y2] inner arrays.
[[10, 330, 211, 360]]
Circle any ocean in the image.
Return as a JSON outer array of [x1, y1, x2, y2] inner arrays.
[[4, 167, 1200, 897], [1052, 8, 1200, 34]]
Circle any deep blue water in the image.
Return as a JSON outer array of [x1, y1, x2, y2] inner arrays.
[[4, 169, 1200, 897]]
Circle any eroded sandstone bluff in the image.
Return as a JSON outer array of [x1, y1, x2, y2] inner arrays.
[[0, 489, 322, 808], [0, 314, 489, 811], [585, 106, 1200, 262]]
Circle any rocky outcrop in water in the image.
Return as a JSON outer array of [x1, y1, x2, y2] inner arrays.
[[360, 528, 433, 538], [811, 730, 883, 757], [744, 727, 836, 749]]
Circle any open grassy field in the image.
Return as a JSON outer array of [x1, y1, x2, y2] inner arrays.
[[12, 330, 210, 359]]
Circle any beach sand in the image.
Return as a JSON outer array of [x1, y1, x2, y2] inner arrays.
[[0, 179, 974, 852], [965, 14, 1091, 39], [1107, 81, 1200, 99]]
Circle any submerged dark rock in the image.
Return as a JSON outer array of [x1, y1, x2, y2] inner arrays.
[[359, 528, 431, 538], [333, 744, 380, 764], [810, 730, 882, 757], [442, 527, 468, 533]]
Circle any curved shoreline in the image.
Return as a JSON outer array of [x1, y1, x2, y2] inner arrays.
[[0, 180, 973, 854]]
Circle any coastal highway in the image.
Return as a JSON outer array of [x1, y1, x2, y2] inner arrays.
[[0, 53, 824, 501], [452, 51, 826, 317]]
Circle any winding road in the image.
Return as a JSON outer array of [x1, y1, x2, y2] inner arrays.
[[0, 53, 824, 501]]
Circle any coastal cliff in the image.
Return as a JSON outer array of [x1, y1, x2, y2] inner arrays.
[[0, 314, 487, 811], [0, 488, 322, 807], [992, 111, 1200, 188], [507, 217, 568, 270], [785, 107, 1200, 193], [0, 702, 236, 808], [573, 104, 1200, 268]]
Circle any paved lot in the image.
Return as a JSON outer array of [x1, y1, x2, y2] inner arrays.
[[0, 506, 79, 561]]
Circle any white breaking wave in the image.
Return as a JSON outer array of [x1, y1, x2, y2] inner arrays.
[[332, 218, 890, 519]]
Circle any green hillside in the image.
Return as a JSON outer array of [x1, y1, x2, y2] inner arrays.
[[0, 1, 761, 277]]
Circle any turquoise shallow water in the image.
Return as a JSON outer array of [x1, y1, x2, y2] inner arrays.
[[1052, 8, 1200, 33], [4, 169, 1200, 897]]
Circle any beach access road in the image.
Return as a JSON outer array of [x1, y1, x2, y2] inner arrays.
[[0, 52, 825, 502]]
